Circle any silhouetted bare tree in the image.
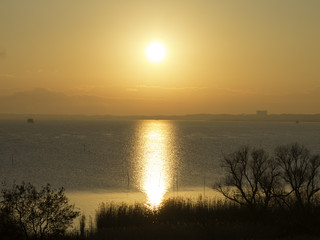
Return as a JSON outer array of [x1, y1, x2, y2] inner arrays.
[[275, 143, 320, 209], [1, 182, 80, 240], [214, 146, 281, 208]]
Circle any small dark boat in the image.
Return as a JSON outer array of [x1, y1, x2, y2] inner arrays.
[[27, 118, 34, 124]]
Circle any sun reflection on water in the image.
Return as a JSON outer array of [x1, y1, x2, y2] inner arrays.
[[137, 121, 174, 210]]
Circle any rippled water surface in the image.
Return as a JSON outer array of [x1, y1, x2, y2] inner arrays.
[[1, 119, 320, 211]]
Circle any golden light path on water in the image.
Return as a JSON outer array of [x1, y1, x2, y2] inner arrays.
[[137, 121, 174, 210]]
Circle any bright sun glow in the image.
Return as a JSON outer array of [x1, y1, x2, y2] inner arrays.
[[145, 41, 167, 63]]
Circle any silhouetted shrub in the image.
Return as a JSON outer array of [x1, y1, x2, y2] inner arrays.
[[1, 182, 80, 240], [0, 208, 24, 240]]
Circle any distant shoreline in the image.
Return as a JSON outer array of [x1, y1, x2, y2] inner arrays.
[[1, 113, 320, 122]]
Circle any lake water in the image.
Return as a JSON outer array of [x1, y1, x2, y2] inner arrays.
[[1, 119, 320, 217]]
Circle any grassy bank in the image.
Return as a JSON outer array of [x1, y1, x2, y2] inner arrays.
[[2, 195, 320, 239], [70, 196, 320, 240]]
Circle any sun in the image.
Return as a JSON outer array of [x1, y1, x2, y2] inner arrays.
[[145, 41, 167, 63]]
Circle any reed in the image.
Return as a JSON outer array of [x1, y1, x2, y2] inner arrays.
[[92, 196, 320, 239]]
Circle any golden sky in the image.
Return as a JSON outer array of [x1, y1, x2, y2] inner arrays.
[[0, 0, 319, 115]]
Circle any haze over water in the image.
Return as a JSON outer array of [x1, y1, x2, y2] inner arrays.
[[1, 119, 320, 210]]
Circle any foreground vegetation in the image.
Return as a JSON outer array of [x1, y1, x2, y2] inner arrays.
[[4, 194, 320, 239], [0, 183, 80, 240], [90, 196, 320, 240], [1, 143, 320, 239]]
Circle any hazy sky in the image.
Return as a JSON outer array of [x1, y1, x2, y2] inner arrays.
[[1, 0, 319, 115]]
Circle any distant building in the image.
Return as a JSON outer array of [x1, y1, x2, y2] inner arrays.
[[256, 110, 268, 116]]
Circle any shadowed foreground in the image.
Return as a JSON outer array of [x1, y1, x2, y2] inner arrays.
[[78, 197, 320, 240], [4, 195, 320, 239]]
